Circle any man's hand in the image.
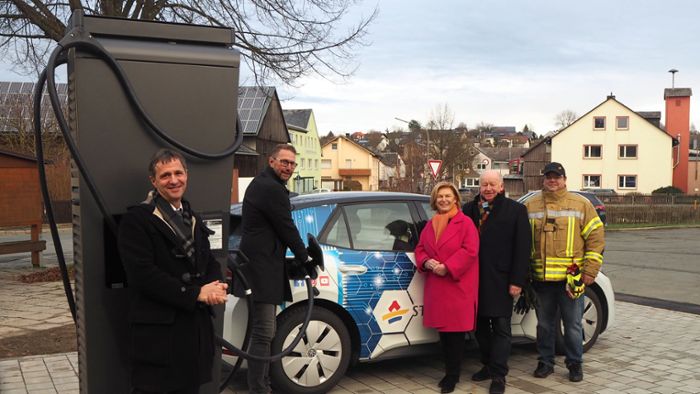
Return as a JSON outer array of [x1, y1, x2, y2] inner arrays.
[[198, 280, 228, 305], [509, 285, 522, 298], [582, 273, 595, 286]]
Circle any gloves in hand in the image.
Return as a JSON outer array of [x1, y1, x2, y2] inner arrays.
[[566, 263, 585, 299], [514, 280, 539, 315]]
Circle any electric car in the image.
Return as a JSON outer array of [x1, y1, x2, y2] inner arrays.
[[223, 192, 615, 394]]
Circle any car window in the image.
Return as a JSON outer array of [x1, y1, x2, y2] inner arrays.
[[324, 209, 352, 249], [343, 202, 418, 251], [422, 202, 433, 219]]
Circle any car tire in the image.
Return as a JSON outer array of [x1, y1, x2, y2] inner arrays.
[[270, 306, 351, 394], [555, 287, 603, 355]]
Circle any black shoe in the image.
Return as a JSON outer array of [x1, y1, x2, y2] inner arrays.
[[533, 362, 553, 378], [439, 375, 458, 393], [471, 366, 491, 382], [567, 363, 583, 382], [489, 376, 506, 394]]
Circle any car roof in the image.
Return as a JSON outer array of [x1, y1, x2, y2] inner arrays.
[[518, 190, 603, 205], [230, 191, 430, 215]]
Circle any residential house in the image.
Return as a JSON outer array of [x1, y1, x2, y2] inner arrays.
[[378, 152, 406, 190], [321, 135, 382, 191], [456, 145, 527, 196], [550, 94, 673, 194], [283, 109, 322, 194], [234, 86, 290, 201]]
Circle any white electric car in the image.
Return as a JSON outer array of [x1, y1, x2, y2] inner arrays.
[[223, 192, 615, 394]]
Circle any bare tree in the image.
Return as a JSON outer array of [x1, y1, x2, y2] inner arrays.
[[0, 0, 377, 85], [554, 109, 578, 129], [426, 103, 454, 131]]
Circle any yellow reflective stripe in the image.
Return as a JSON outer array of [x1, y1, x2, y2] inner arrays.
[[585, 251, 604, 264], [529, 219, 536, 258], [582, 217, 603, 240], [532, 258, 584, 263], [566, 216, 575, 257]]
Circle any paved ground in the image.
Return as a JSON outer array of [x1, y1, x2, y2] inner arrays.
[[2, 301, 700, 394], [2, 226, 700, 393]]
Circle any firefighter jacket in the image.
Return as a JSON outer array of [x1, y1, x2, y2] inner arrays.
[[524, 188, 605, 281]]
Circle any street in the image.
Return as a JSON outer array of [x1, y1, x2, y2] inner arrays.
[[604, 227, 700, 306]]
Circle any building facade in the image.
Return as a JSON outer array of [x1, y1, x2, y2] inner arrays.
[[284, 109, 322, 194], [321, 135, 381, 191], [551, 95, 673, 194]]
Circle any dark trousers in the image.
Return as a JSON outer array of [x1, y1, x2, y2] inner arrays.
[[474, 315, 512, 378], [132, 388, 198, 394], [439, 331, 466, 377], [247, 302, 277, 394]]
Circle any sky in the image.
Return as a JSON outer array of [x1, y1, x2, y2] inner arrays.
[[2, 0, 700, 136]]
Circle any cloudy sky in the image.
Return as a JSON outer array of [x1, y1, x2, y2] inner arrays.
[[2, 0, 699, 136]]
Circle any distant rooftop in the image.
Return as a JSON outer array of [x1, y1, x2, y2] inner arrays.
[[283, 109, 312, 130]]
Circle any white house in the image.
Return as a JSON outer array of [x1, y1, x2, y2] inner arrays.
[[550, 95, 673, 194]]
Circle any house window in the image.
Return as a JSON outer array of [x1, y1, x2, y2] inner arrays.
[[583, 175, 601, 188], [462, 178, 479, 187], [300, 158, 305, 169], [583, 145, 602, 159], [476, 163, 487, 170], [619, 145, 637, 159], [321, 159, 331, 169], [593, 116, 606, 130], [616, 116, 629, 130], [332, 143, 338, 150], [618, 175, 637, 189], [345, 159, 352, 168], [315, 159, 319, 169]]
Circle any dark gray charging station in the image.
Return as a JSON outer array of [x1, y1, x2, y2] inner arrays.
[[67, 13, 239, 393]]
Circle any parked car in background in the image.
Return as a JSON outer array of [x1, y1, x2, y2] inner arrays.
[[519, 190, 607, 225], [223, 192, 615, 394]]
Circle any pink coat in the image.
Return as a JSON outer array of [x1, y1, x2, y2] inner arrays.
[[415, 211, 479, 332]]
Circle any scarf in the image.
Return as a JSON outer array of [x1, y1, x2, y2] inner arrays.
[[432, 204, 459, 242], [143, 190, 196, 270]]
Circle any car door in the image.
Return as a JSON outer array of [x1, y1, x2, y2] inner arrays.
[[319, 200, 435, 360]]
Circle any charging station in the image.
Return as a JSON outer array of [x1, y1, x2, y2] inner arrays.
[[65, 13, 239, 393]]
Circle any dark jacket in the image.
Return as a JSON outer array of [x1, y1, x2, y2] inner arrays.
[[235, 166, 308, 304], [117, 202, 222, 391], [463, 193, 531, 317]]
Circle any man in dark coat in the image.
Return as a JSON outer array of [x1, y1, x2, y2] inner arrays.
[[235, 144, 309, 394], [462, 170, 531, 394], [118, 149, 228, 394]]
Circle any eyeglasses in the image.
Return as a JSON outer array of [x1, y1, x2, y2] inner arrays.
[[273, 158, 297, 168]]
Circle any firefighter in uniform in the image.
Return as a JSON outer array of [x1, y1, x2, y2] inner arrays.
[[523, 162, 604, 383]]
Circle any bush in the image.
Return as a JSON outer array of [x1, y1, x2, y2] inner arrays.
[[652, 186, 683, 194]]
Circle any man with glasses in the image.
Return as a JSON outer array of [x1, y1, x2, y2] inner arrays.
[[234, 144, 309, 394], [523, 162, 605, 383]]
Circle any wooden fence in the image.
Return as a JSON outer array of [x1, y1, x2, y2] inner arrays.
[[606, 205, 700, 225]]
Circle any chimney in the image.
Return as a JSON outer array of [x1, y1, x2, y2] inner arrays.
[[664, 87, 692, 193]]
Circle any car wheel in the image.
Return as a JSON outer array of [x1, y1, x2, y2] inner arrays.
[[270, 306, 351, 394], [555, 287, 603, 354]]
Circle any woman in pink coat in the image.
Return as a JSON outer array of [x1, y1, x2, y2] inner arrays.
[[415, 181, 479, 393]]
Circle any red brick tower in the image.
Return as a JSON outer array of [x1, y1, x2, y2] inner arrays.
[[664, 88, 692, 193]]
